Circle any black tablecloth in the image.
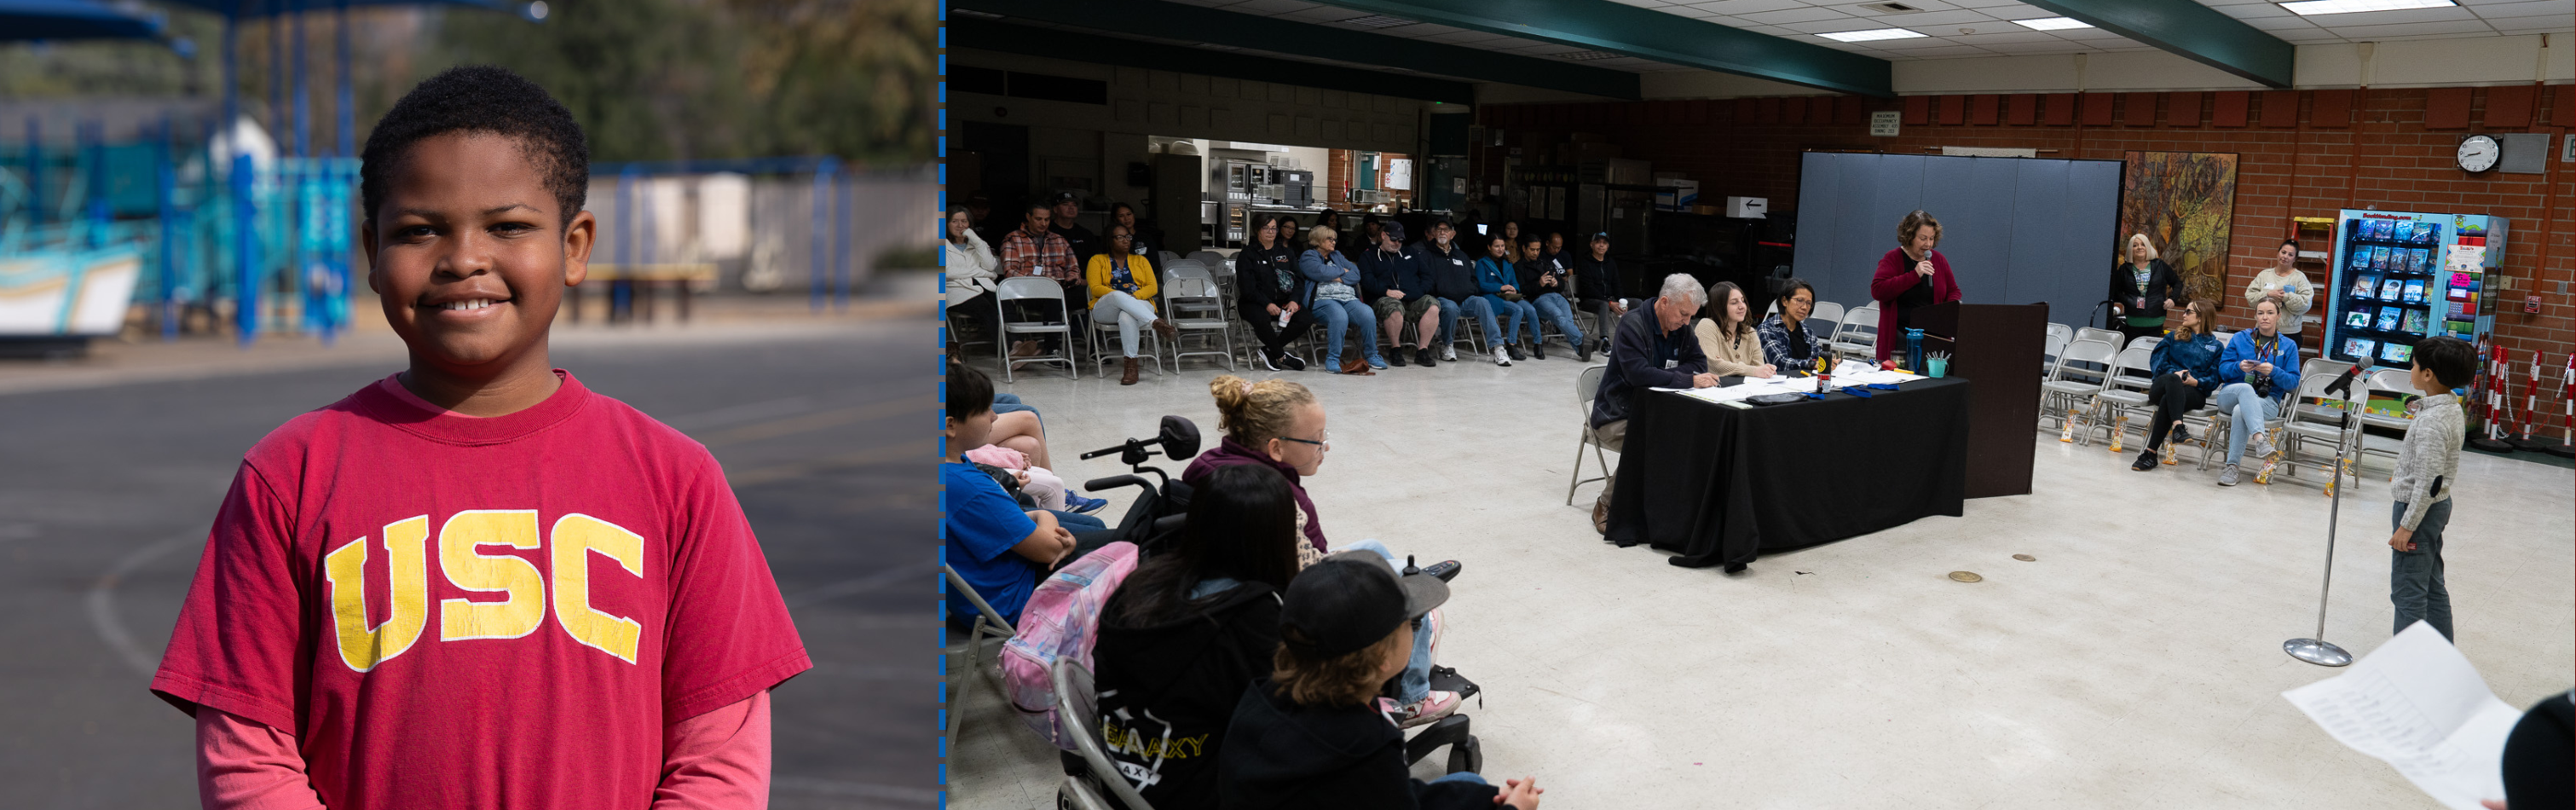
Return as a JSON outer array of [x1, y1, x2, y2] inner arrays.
[[1603, 377, 1971, 570]]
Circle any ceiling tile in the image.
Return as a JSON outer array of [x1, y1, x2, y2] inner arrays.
[[1877, 44, 2001, 56], [1781, 18, 1899, 32], [2049, 26, 2129, 39], [2296, 6, 2481, 26], [1664, 7, 1728, 17], [1216, 0, 1315, 15], [2471, 1, 2576, 19], [1948, 30, 2071, 43], [2315, 19, 2496, 38], [2486, 20, 2576, 32], [2207, 3, 2296, 20], [1737, 7, 1857, 24], [1608, 0, 1678, 7], [1684, 0, 1817, 14], [1857, 9, 2003, 26]]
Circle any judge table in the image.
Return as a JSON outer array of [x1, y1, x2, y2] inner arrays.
[[1602, 376, 1971, 572]]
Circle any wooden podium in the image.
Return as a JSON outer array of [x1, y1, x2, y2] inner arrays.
[[1909, 302, 2046, 499]]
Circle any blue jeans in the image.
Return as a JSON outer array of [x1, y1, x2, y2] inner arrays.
[[1311, 297, 1383, 368], [1481, 294, 1538, 343], [2389, 499, 2454, 641], [1442, 296, 1501, 351], [1430, 772, 1489, 786], [1341, 539, 1435, 703], [2213, 383, 2283, 466], [1531, 292, 1584, 346], [1051, 510, 1107, 531], [992, 392, 1036, 419]]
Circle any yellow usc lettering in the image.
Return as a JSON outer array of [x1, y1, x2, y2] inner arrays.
[[324, 516, 431, 671], [323, 510, 647, 672]]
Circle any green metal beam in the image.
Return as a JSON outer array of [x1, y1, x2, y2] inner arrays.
[[954, 0, 1640, 101], [2019, 0, 2294, 88], [1302, 0, 1892, 97], [951, 18, 1477, 105]]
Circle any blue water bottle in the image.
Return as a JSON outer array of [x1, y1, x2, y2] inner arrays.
[[1904, 328, 1925, 372]]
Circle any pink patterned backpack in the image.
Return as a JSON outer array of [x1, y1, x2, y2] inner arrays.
[[999, 541, 1140, 749]]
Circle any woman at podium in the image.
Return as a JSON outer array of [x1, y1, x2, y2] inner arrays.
[[1868, 210, 1963, 362]]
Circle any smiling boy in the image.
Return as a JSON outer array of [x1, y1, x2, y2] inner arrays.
[[151, 67, 810, 810]]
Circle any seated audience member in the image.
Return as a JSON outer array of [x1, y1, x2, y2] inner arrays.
[[1362, 222, 1443, 367], [1588, 275, 1719, 526], [1110, 201, 1164, 272], [1757, 278, 1833, 375], [942, 362, 1109, 626], [1299, 225, 1388, 373], [1543, 231, 1573, 275], [1182, 374, 1462, 724], [1474, 236, 1538, 365], [1516, 234, 1589, 362], [997, 200, 1083, 359], [1093, 464, 1303, 810], [2210, 296, 2302, 486], [2131, 298, 2222, 472], [1693, 281, 1776, 379], [1217, 553, 1543, 810], [1087, 224, 1181, 385], [1573, 232, 1627, 356], [1237, 215, 1314, 371], [1049, 191, 1103, 263], [1421, 219, 1499, 367], [944, 206, 1000, 343], [2493, 690, 2573, 810]]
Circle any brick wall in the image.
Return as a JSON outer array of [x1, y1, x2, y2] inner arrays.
[[1477, 86, 2576, 361]]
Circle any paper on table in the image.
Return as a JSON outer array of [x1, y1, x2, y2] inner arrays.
[[2280, 622, 2521, 810]]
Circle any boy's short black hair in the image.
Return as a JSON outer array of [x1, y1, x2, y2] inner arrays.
[[2413, 336, 2477, 390], [947, 360, 994, 425], [1518, 234, 1544, 247], [360, 65, 588, 227]]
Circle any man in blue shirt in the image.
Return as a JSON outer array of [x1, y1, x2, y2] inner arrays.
[[944, 361, 1078, 626], [1587, 274, 1718, 529]]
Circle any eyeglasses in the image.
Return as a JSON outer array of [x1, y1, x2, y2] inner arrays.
[[1278, 431, 1330, 451]]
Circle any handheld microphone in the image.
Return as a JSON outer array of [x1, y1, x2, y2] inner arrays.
[[2325, 350, 2372, 398]]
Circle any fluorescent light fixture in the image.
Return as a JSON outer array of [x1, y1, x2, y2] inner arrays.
[[2279, 0, 2455, 15], [2011, 16, 2093, 30], [1817, 27, 1929, 43]]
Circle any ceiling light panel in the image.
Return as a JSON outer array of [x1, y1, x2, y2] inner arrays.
[[2279, 0, 2455, 16], [1817, 27, 1930, 41], [2011, 16, 2093, 30]]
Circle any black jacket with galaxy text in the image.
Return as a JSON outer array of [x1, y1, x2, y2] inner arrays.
[[1092, 580, 1282, 810]]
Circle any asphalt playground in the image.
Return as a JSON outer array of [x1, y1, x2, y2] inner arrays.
[[0, 318, 936, 809]]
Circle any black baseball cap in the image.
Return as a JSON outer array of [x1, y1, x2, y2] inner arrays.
[[1048, 190, 1081, 205], [1381, 222, 1407, 242], [1279, 552, 1448, 657]]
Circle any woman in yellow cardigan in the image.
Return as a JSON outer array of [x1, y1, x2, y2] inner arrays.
[[1089, 224, 1180, 385]]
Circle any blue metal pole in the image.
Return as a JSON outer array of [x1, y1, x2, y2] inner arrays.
[[615, 167, 635, 321], [810, 158, 834, 311], [834, 165, 851, 309], [335, 0, 351, 158], [292, 0, 308, 159], [24, 118, 40, 230], [234, 153, 259, 345], [159, 119, 178, 340], [268, 5, 284, 151]]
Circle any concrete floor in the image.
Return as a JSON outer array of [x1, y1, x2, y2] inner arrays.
[[949, 347, 2573, 810]]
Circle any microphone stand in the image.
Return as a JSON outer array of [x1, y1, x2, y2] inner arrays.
[[2284, 359, 2368, 668]]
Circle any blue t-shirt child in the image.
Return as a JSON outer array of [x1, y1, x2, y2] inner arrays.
[[944, 461, 1042, 625]]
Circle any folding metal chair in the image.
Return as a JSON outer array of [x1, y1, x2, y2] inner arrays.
[[2276, 371, 2363, 490], [1053, 658, 1158, 810], [1087, 298, 1169, 379], [1807, 301, 1846, 338], [996, 276, 1077, 381], [944, 564, 1017, 743], [1568, 364, 1614, 504], [1163, 262, 1236, 371], [2127, 334, 2163, 354], [2074, 327, 2122, 348], [1832, 303, 1879, 358], [2083, 345, 2158, 447], [2041, 338, 2117, 438]]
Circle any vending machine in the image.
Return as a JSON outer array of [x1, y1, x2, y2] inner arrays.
[[2322, 209, 2507, 367]]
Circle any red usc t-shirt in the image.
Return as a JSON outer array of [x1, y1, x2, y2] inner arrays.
[[152, 371, 811, 810]]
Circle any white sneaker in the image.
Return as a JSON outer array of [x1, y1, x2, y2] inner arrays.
[[1441, 345, 1457, 362], [1491, 345, 1511, 367]]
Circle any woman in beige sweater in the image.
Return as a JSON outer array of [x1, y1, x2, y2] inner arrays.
[[1694, 281, 1777, 378]]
